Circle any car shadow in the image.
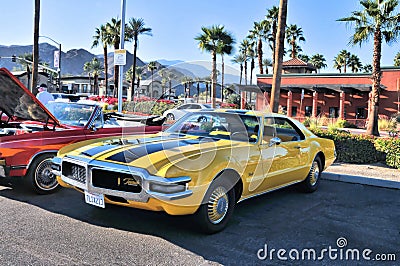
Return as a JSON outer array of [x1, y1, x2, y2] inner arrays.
[[0, 177, 337, 265]]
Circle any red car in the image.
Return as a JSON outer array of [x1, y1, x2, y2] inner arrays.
[[0, 68, 164, 194]]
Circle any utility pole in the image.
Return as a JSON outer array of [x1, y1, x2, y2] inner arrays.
[[117, 0, 126, 112]]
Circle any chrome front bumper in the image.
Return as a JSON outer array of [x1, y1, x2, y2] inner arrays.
[[52, 156, 192, 202]]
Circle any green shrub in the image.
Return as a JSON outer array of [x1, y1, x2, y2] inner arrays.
[[311, 128, 386, 164], [375, 138, 400, 169], [123, 100, 177, 116], [336, 119, 358, 128]]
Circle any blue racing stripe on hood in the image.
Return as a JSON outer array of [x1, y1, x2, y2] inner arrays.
[[106, 137, 216, 163], [80, 144, 120, 157]]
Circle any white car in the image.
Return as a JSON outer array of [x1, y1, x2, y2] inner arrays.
[[163, 103, 212, 121]]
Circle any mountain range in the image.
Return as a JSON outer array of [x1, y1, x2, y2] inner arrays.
[[0, 43, 242, 89], [0, 43, 145, 76]]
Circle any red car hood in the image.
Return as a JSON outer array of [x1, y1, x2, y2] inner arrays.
[[0, 68, 60, 126]]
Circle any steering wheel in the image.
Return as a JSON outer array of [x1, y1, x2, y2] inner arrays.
[[78, 117, 87, 126], [231, 132, 249, 141], [211, 125, 227, 131]]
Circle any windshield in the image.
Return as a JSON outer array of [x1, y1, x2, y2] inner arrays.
[[46, 102, 96, 127], [165, 111, 260, 143]]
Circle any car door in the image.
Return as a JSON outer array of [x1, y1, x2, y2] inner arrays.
[[259, 117, 309, 190]]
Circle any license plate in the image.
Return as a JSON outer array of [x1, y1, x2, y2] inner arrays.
[[84, 191, 105, 208]]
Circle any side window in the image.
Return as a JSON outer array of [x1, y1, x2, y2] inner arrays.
[[177, 104, 189, 110], [192, 104, 202, 109], [264, 117, 304, 142]]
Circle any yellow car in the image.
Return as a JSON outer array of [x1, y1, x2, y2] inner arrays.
[[52, 110, 336, 233]]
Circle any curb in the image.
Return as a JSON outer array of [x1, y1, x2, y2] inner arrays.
[[322, 172, 400, 190]]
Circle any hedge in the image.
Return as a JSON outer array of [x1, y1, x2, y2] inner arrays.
[[310, 128, 387, 165], [123, 101, 177, 116], [375, 138, 400, 169]]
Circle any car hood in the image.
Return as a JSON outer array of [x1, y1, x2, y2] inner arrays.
[[65, 132, 246, 173], [0, 68, 60, 126]]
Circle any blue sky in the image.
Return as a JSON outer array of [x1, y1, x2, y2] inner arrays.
[[1, 0, 399, 73]]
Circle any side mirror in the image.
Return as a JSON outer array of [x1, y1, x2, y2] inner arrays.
[[269, 137, 281, 147]]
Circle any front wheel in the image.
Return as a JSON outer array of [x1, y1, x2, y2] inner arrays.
[[27, 154, 59, 194], [194, 178, 236, 234], [299, 157, 322, 193]]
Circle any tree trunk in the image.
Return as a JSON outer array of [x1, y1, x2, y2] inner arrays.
[[221, 54, 225, 103], [239, 64, 243, 85], [211, 51, 217, 108], [103, 47, 108, 96], [258, 39, 263, 74], [244, 60, 248, 86], [271, 22, 277, 74], [366, 27, 382, 136], [250, 58, 254, 85], [131, 36, 138, 100], [31, 0, 40, 94], [270, 0, 288, 113]]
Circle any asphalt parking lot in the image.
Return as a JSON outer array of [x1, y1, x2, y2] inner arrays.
[[0, 177, 398, 265]]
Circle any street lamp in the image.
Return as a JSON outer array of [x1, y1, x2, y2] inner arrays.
[[39, 35, 61, 91]]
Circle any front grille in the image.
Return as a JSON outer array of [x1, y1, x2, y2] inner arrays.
[[62, 161, 86, 183], [92, 169, 141, 193]]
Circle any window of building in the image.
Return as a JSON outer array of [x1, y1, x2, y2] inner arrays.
[[329, 107, 339, 118], [356, 107, 366, 119], [292, 106, 297, 117], [305, 106, 312, 117]]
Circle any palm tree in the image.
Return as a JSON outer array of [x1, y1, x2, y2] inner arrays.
[[217, 31, 235, 102], [298, 54, 310, 62], [287, 44, 304, 59], [247, 41, 256, 85], [339, 50, 351, 73], [83, 57, 104, 95], [348, 54, 363, 73], [338, 0, 400, 136], [249, 20, 270, 74], [181, 76, 193, 99], [231, 53, 246, 84], [394, 52, 400, 66], [32, 0, 40, 93], [106, 18, 122, 97], [239, 39, 252, 85], [310, 54, 327, 72], [285, 24, 306, 58], [333, 55, 344, 73], [126, 18, 152, 100], [147, 61, 157, 98], [159, 69, 177, 97], [266, 5, 279, 69], [195, 25, 230, 108], [194, 77, 202, 102], [270, 0, 288, 113], [262, 58, 273, 74], [363, 64, 373, 72], [92, 25, 110, 95]]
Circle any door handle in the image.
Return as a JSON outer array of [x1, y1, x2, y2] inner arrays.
[[294, 145, 301, 149]]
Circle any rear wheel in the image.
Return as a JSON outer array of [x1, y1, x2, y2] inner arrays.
[[194, 178, 236, 234], [27, 154, 59, 194], [299, 157, 322, 193]]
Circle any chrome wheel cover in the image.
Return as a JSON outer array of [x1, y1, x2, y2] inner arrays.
[[35, 159, 58, 191], [309, 160, 320, 186], [207, 186, 229, 224]]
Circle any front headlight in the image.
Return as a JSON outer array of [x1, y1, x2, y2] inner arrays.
[[149, 182, 187, 194]]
